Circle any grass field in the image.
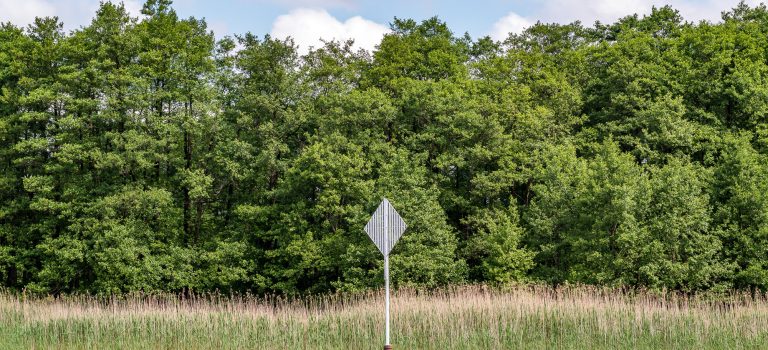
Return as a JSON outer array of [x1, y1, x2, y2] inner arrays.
[[2, 285, 768, 349]]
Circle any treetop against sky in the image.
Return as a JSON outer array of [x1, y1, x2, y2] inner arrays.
[[0, 0, 761, 53]]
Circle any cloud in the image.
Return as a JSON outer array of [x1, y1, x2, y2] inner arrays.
[[538, 0, 652, 25], [255, 0, 357, 9], [0, 0, 144, 30], [121, 0, 143, 17], [270, 8, 389, 54], [490, 11, 532, 40], [0, 0, 56, 26], [490, 0, 766, 40]]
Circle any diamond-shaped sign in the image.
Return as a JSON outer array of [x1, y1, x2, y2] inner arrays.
[[364, 198, 407, 256]]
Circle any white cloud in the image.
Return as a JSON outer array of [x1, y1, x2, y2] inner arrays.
[[256, 0, 356, 9], [491, 11, 532, 40], [270, 8, 389, 54], [0, 0, 56, 26], [490, 0, 766, 40], [0, 0, 144, 30], [539, 0, 651, 25], [121, 0, 143, 18]]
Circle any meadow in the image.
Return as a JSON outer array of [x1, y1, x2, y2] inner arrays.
[[1, 285, 768, 349]]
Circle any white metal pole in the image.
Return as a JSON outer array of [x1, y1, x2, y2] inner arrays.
[[383, 200, 390, 347], [384, 254, 390, 346]]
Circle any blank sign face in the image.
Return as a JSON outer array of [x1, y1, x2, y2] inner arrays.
[[364, 198, 407, 256]]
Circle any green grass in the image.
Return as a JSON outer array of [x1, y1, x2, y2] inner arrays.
[[1, 285, 768, 349]]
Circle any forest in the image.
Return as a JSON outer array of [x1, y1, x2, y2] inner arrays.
[[2, 0, 768, 295]]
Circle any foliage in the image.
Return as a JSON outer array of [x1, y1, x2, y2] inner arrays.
[[2, 1, 768, 294]]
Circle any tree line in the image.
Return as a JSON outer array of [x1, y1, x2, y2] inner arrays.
[[2, 0, 768, 294]]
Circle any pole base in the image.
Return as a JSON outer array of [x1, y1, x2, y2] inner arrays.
[[384, 345, 393, 350]]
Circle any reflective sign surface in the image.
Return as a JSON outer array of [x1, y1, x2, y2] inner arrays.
[[364, 198, 407, 256]]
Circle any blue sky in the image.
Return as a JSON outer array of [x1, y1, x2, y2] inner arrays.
[[176, 0, 543, 41], [0, 0, 762, 53]]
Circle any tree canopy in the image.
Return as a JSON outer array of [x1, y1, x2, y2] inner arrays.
[[2, 1, 768, 294]]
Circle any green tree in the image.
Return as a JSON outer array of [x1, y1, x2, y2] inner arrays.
[[618, 158, 730, 291], [713, 135, 768, 289], [526, 141, 650, 285]]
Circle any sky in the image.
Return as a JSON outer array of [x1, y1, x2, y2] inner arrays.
[[0, 0, 764, 53]]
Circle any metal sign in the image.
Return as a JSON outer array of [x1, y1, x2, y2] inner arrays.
[[364, 198, 407, 350], [364, 198, 407, 256]]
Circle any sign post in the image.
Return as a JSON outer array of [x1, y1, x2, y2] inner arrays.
[[364, 198, 407, 350]]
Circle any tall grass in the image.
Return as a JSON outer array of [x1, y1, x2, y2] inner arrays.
[[1, 285, 768, 349]]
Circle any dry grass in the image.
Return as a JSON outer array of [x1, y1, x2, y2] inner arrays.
[[2, 285, 768, 349]]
